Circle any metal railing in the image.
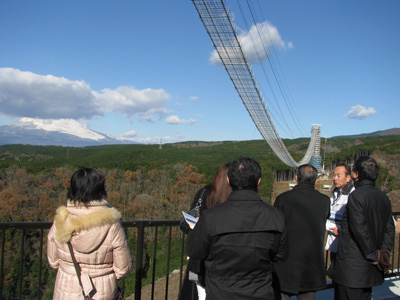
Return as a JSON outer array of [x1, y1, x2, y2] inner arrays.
[[0, 220, 186, 300], [1, 213, 400, 300]]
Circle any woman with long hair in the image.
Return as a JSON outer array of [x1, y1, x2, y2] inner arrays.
[[207, 163, 232, 209], [179, 162, 232, 300], [47, 167, 132, 300]]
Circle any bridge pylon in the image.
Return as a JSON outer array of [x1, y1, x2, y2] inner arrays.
[[308, 124, 323, 171]]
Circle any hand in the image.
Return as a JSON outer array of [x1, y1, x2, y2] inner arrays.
[[329, 227, 339, 236], [376, 249, 391, 273]]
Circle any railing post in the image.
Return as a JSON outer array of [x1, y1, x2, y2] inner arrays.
[[0, 229, 5, 300], [397, 231, 400, 274], [164, 226, 172, 300], [38, 229, 44, 300], [18, 230, 25, 300], [178, 232, 186, 295], [150, 226, 158, 300], [135, 221, 145, 300]]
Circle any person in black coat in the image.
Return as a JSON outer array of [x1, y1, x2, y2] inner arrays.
[[179, 185, 210, 300], [186, 157, 288, 300], [273, 164, 330, 300], [329, 156, 395, 300], [179, 163, 232, 300]]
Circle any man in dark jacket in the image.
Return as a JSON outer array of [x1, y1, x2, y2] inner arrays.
[[186, 157, 288, 300], [329, 156, 395, 300], [273, 164, 330, 300]]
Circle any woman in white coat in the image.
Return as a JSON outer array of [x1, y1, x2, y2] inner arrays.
[[47, 167, 132, 300]]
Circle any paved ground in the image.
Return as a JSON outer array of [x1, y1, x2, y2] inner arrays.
[[127, 273, 400, 300], [317, 278, 400, 299]]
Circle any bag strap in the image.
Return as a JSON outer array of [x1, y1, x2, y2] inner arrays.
[[67, 242, 90, 300], [195, 188, 207, 208]]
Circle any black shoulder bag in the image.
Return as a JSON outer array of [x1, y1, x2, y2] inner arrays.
[[179, 188, 206, 234]]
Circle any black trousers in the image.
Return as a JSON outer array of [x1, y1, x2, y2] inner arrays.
[[178, 269, 198, 300], [333, 282, 372, 300]]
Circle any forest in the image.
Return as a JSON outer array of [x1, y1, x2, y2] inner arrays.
[[0, 135, 400, 299], [0, 135, 399, 222]]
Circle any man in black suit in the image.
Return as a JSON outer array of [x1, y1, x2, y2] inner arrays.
[[329, 156, 395, 300], [274, 164, 330, 300]]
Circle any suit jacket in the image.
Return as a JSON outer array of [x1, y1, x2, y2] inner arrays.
[[329, 179, 395, 288], [186, 189, 287, 300], [273, 182, 330, 294]]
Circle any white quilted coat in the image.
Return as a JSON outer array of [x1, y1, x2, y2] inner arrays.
[[47, 200, 132, 300]]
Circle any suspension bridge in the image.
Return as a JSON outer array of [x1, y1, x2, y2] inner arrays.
[[192, 0, 322, 170]]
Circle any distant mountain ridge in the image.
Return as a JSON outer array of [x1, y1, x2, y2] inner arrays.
[[0, 118, 136, 147], [0, 118, 398, 147], [332, 128, 400, 139]]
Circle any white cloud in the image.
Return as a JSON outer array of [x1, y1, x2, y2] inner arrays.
[[0, 68, 171, 122], [345, 104, 377, 120], [136, 108, 172, 123], [210, 21, 293, 65], [95, 85, 170, 121], [118, 135, 183, 144], [189, 96, 198, 101], [121, 130, 137, 137], [166, 115, 197, 125], [0, 68, 103, 119]]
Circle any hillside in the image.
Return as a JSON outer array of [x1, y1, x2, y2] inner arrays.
[[0, 134, 399, 214], [1, 134, 399, 182], [0, 140, 282, 181]]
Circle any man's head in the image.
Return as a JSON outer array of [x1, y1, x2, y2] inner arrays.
[[227, 157, 261, 191], [296, 164, 318, 184], [333, 163, 352, 189], [352, 156, 379, 182]]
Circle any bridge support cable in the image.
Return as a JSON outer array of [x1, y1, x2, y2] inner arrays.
[[192, 0, 319, 168]]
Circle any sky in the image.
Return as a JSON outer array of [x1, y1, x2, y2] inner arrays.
[[0, 0, 399, 144]]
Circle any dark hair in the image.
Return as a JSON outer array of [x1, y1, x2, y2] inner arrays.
[[67, 167, 107, 203], [227, 157, 261, 191], [297, 164, 318, 184], [352, 156, 379, 181], [208, 162, 232, 208], [335, 162, 351, 176]]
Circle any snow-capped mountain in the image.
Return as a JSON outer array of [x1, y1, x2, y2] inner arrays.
[[0, 118, 136, 147]]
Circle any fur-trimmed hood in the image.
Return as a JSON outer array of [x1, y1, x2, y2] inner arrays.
[[54, 200, 122, 253]]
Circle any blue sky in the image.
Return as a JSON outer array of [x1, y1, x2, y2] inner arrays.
[[0, 0, 399, 144]]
